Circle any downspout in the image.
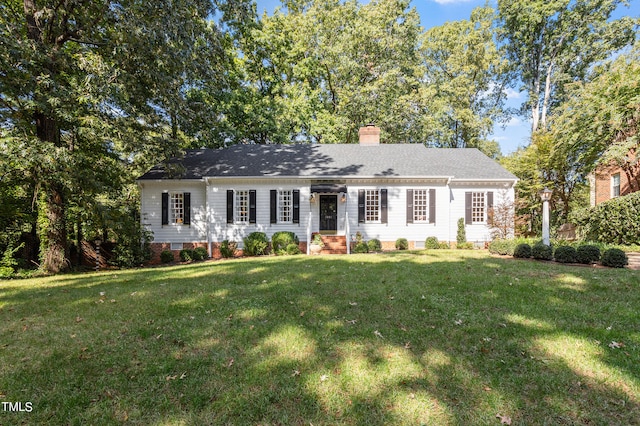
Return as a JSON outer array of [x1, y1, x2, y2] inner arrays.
[[205, 178, 212, 258], [446, 177, 452, 246]]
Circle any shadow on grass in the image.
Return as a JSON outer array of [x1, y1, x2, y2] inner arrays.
[[1, 252, 639, 424]]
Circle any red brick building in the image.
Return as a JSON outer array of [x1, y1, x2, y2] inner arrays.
[[589, 155, 640, 206]]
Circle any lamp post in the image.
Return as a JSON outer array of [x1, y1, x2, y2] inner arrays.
[[539, 187, 552, 246]]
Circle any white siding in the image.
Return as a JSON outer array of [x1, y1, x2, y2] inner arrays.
[[140, 177, 515, 247], [140, 181, 207, 243]]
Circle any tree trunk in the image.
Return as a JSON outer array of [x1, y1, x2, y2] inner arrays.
[[44, 182, 69, 273]]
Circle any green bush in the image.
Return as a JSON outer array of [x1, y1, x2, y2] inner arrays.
[[111, 220, 153, 267], [179, 249, 195, 262], [576, 245, 601, 264], [601, 248, 628, 268], [425, 236, 439, 249], [532, 242, 553, 261], [243, 232, 269, 256], [554, 246, 577, 263], [0, 266, 14, 278], [160, 250, 174, 264], [513, 243, 531, 259], [193, 246, 208, 261], [439, 242, 451, 249], [220, 240, 237, 258], [395, 238, 409, 250], [271, 232, 299, 254], [367, 239, 382, 252], [488, 239, 515, 255], [286, 243, 301, 255], [574, 192, 640, 244], [353, 242, 369, 253], [457, 218, 466, 245], [456, 242, 473, 250]]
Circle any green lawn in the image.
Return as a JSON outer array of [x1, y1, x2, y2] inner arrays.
[[1, 250, 639, 425]]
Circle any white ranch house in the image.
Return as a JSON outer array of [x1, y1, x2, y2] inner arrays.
[[138, 126, 518, 261]]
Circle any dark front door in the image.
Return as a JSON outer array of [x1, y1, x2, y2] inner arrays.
[[319, 195, 338, 233]]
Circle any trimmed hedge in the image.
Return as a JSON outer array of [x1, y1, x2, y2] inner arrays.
[[425, 236, 439, 249], [193, 246, 208, 260], [532, 242, 553, 260], [601, 248, 628, 268], [575, 192, 640, 244], [395, 238, 409, 250], [513, 243, 531, 259], [554, 246, 577, 263], [576, 245, 601, 264], [160, 250, 174, 264]]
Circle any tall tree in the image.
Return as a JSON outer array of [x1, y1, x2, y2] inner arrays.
[[0, 0, 252, 272], [552, 46, 640, 191], [420, 6, 509, 153], [497, 0, 637, 132], [237, 0, 424, 144]]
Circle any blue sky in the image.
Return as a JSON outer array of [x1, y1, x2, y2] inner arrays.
[[254, 0, 639, 155]]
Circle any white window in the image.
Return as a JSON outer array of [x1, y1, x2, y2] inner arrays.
[[235, 190, 249, 223], [278, 190, 292, 223], [365, 189, 379, 222], [612, 173, 621, 198], [170, 193, 184, 224], [471, 192, 486, 223], [413, 190, 429, 222]]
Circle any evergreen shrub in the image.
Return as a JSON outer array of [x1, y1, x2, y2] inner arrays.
[[425, 236, 439, 249], [160, 250, 174, 264], [576, 245, 601, 264], [513, 243, 531, 259], [220, 240, 237, 258], [179, 249, 195, 262], [243, 232, 269, 256], [367, 239, 382, 252], [532, 242, 553, 260], [193, 247, 208, 260], [395, 238, 409, 250], [272, 232, 299, 254], [354, 242, 369, 253], [554, 246, 577, 263], [601, 248, 628, 268]]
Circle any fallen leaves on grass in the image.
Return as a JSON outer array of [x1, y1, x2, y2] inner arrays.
[[496, 414, 512, 425], [374, 330, 384, 339], [608, 341, 625, 349]]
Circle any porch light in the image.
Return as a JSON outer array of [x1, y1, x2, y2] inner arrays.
[[340, 193, 346, 203], [539, 187, 552, 245], [310, 193, 316, 203]]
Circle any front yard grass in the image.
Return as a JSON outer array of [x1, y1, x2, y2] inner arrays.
[[1, 250, 639, 425]]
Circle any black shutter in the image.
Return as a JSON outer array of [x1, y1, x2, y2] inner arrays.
[[270, 190, 277, 224], [161, 192, 169, 225], [358, 189, 365, 223], [465, 192, 472, 224], [249, 190, 257, 224], [293, 190, 300, 224], [406, 189, 413, 224], [226, 190, 234, 224], [183, 192, 191, 225], [429, 188, 436, 224], [380, 189, 388, 224]]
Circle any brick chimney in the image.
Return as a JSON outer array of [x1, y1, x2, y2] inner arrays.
[[358, 124, 380, 145]]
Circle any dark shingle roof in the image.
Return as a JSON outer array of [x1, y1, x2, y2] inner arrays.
[[138, 144, 517, 181]]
